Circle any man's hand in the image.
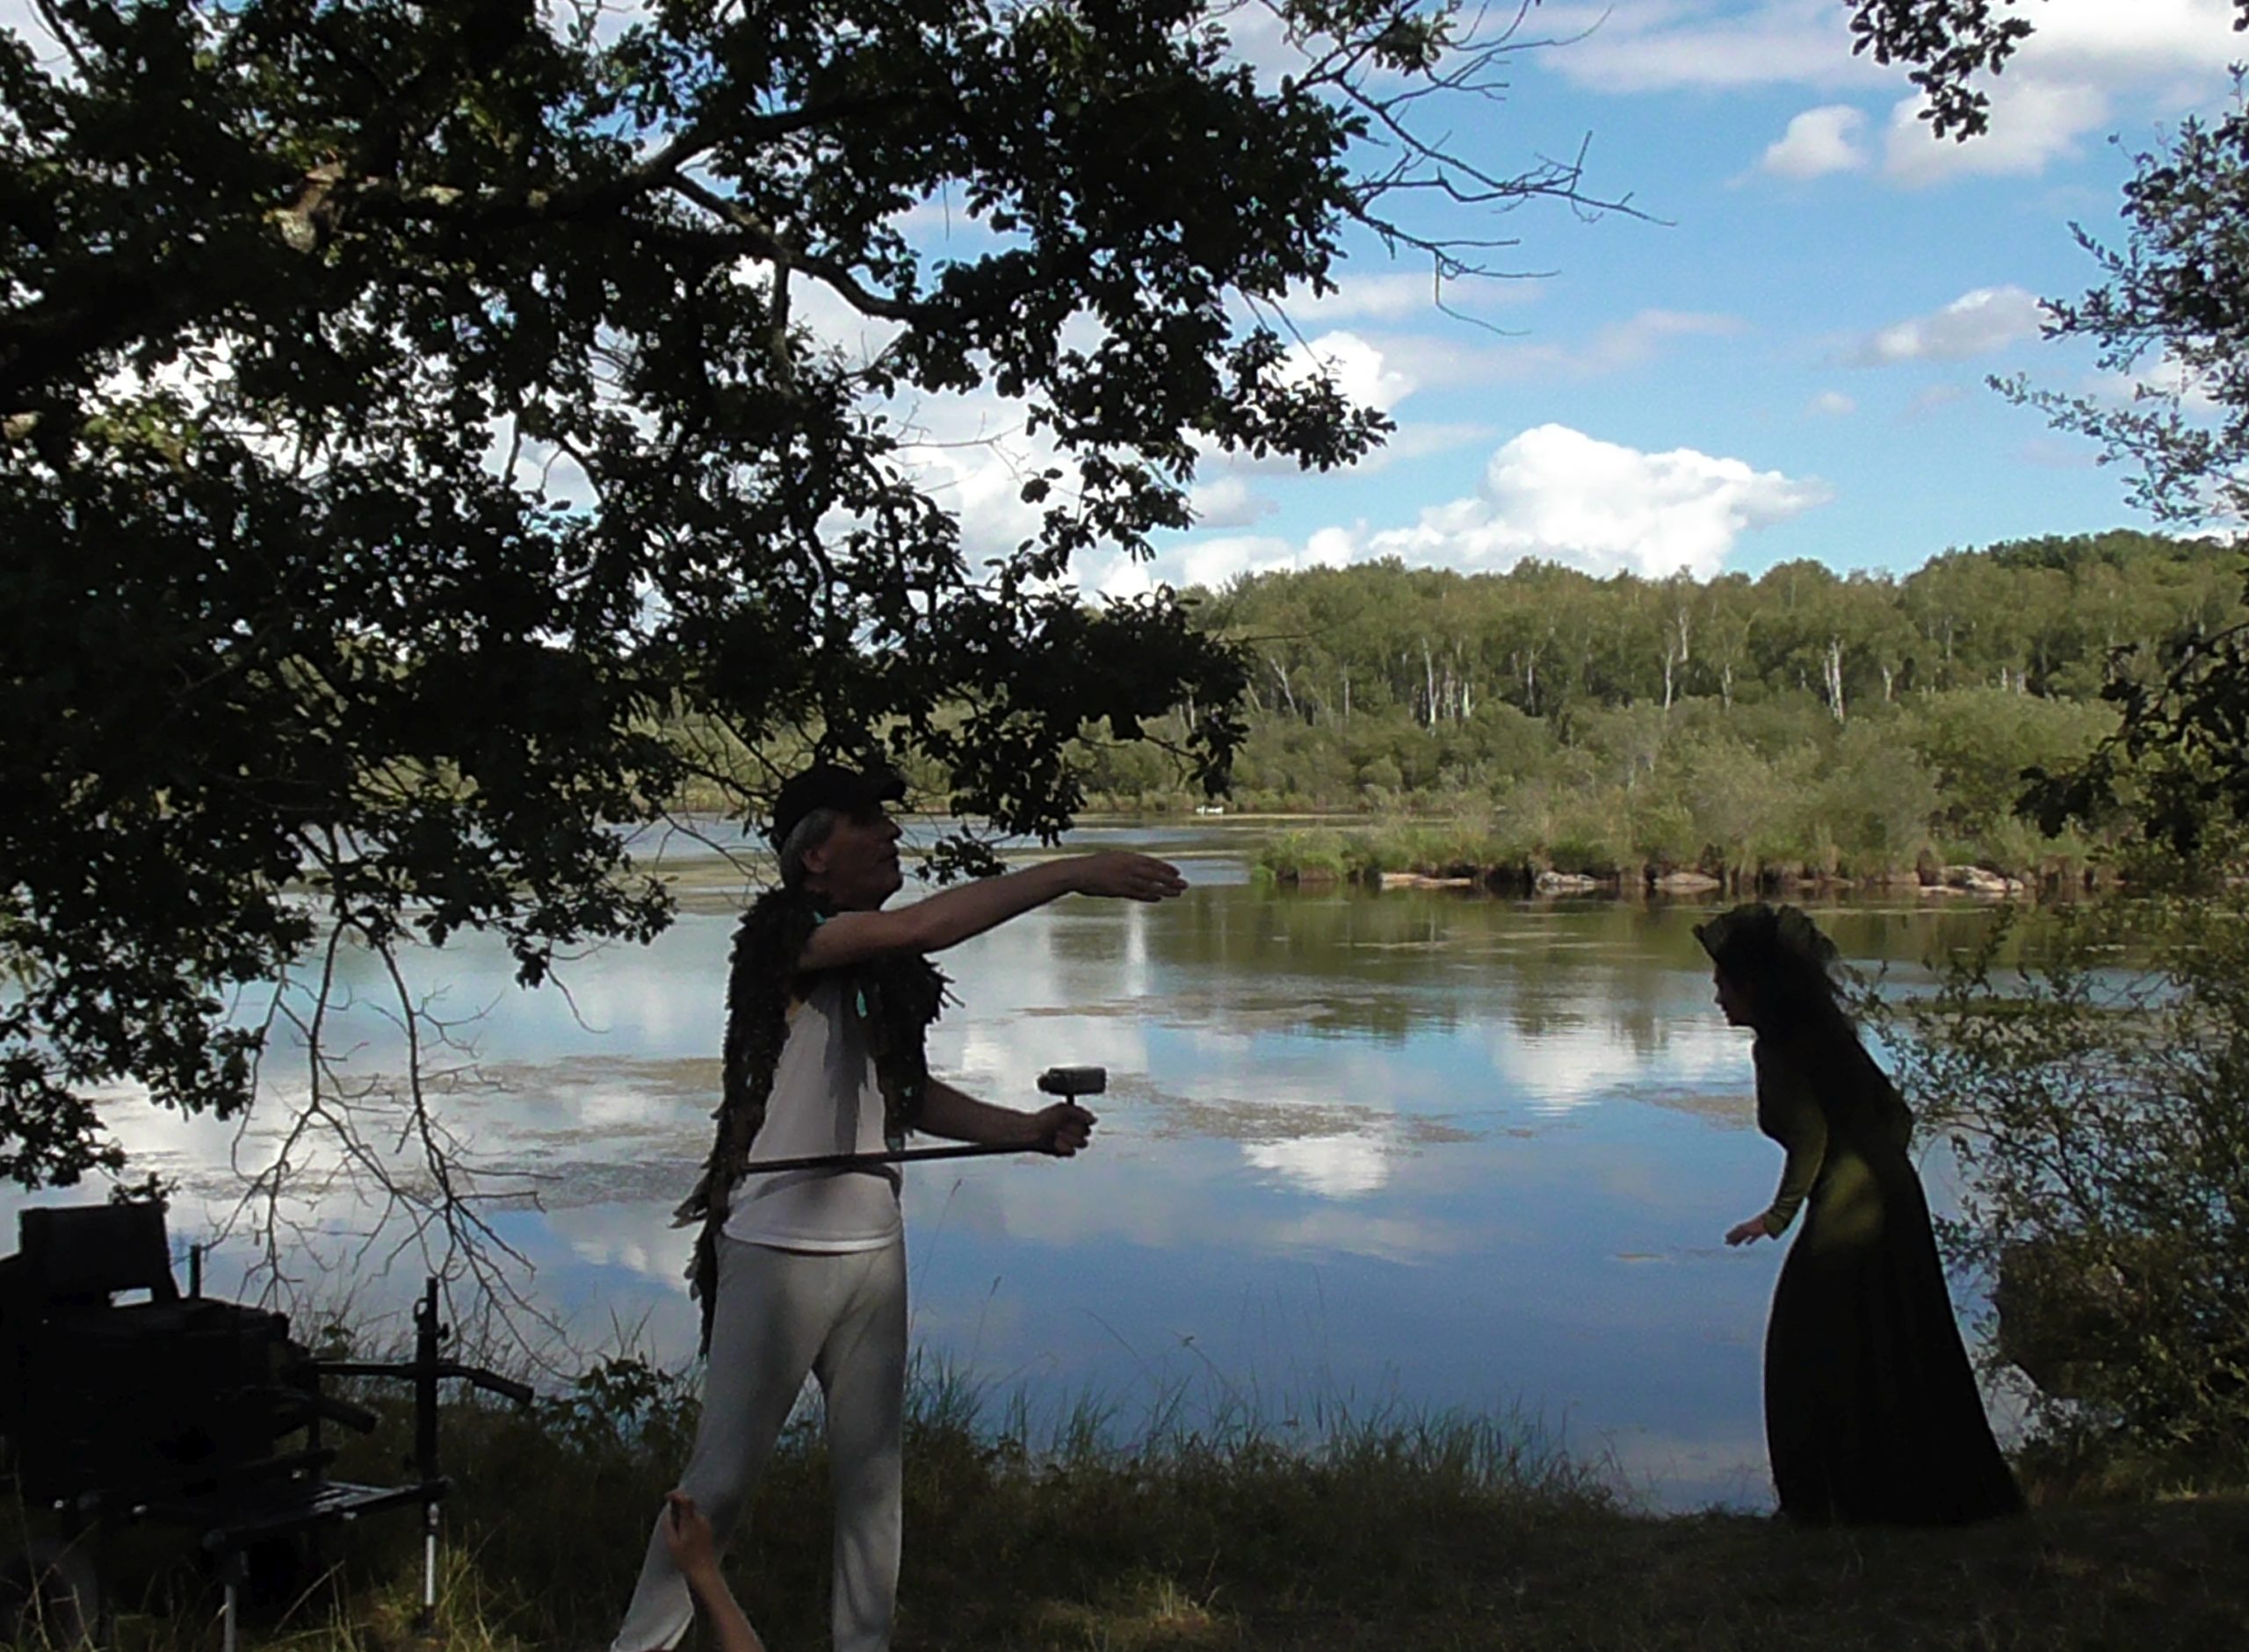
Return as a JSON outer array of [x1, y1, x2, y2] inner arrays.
[[1027, 1100, 1096, 1157], [662, 1490, 720, 1582], [1069, 851, 1187, 902], [1725, 1216, 1771, 1246]]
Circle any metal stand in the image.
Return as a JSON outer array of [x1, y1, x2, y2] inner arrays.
[[315, 1280, 532, 1637], [219, 1553, 244, 1652]]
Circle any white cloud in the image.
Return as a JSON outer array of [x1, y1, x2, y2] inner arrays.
[[1550, 1, 2241, 188], [1102, 424, 1829, 594], [1188, 475, 1277, 530], [792, 261, 1746, 580], [1904, 383, 1969, 419], [1544, 0, 2238, 100], [1580, 309, 1749, 370], [890, 188, 1005, 245], [1281, 328, 1420, 412], [1539, 0, 1875, 94], [1807, 390, 1856, 417], [1361, 421, 1502, 469], [805, 306, 1745, 561], [1208, 0, 1325, 92], [2000, 0, 2241, 85], [1882, 78, 2110, 184], [1371, 310, 1747, 394], [884, 388, 1056, 559], [1848, 285, 2047, 365], [1276, 271, 1544, 324], [1761, 105, 1869, 179], [785, 272, 910, 371], [1378, 423, 1831, 579]]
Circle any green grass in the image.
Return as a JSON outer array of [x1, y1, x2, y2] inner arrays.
[[1253, 830, 1353, 883], [17, 1353, 2249, 1651]]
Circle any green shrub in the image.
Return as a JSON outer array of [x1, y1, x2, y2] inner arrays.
[[1866, 889, 2249, 1485]]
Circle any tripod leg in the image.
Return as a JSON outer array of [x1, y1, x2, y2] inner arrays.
[[417, 1502, 438, 1631]]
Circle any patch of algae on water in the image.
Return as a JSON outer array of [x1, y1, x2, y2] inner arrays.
[[1092, 1073, 1483, 1148], [1630, 1086, 1755, 1130], [459, 1054, 724, 1108]]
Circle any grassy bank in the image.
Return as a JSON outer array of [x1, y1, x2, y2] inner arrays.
[[18, 1353, 2249, 1651]]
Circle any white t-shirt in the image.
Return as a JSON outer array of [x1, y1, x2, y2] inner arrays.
[[720, 977, 905, 1252]]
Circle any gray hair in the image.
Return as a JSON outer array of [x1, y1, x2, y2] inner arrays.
[[777, 805, 843, 890]]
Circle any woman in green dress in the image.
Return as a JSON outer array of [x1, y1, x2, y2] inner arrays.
[[1697, 903, 2023, 1526]]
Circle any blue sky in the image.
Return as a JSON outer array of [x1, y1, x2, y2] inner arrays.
[[1087, 0, 2245, 593]]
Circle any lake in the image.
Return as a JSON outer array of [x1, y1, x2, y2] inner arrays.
[[7, 819, 2027, 1513]]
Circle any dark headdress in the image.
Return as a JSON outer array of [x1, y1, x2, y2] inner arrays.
[[1695, 902, 1911, 1143], [1692, 903, 1848, 1029]]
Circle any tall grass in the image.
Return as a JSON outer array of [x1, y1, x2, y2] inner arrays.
[[5, 1350, 1609, 1652], [17, 1343, 2249, 1650]]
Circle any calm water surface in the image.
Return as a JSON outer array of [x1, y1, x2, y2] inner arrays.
[[15, 821, 2026, 1511]]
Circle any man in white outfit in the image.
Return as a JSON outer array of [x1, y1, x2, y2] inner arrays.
[[611, 761, 1186, 1651]]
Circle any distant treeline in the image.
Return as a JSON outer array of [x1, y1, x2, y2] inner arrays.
[[1073, 530, 2247, 883]]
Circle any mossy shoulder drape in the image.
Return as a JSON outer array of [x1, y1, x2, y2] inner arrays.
[[675, 888, 948, 1353]]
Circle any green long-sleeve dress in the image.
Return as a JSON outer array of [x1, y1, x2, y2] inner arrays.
[[1752, 1024, 2024, 1526]]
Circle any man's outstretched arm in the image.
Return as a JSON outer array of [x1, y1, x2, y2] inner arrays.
[[799, 851, 1182, 971]]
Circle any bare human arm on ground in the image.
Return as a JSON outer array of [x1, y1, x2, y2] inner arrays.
[[799, 852, 1184, 972], [661, 1492, 765, 1652]]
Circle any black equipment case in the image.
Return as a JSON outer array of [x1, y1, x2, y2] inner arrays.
[[0, 1202, 531, 1649]]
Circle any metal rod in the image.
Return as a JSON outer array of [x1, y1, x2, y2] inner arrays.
[[737, 1141, 1035, 1176]]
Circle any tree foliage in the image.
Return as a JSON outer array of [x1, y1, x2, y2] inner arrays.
[[1840, 0, 2249, 861], [1193, 533, 2232, 743], [1060, 534, 2240, 882], [0, 0, 1603, 1189], [1989, 79, 2249, 856], [1867, 890, 2249, 1478]]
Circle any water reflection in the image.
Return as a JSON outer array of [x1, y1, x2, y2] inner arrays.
[[4, 826, 2023, 1513]]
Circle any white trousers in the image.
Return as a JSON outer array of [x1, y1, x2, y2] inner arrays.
[[611, 1235, 908, 1652]]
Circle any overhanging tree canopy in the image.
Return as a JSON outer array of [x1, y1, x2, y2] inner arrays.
[[0, 0, 1608, 1193]]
